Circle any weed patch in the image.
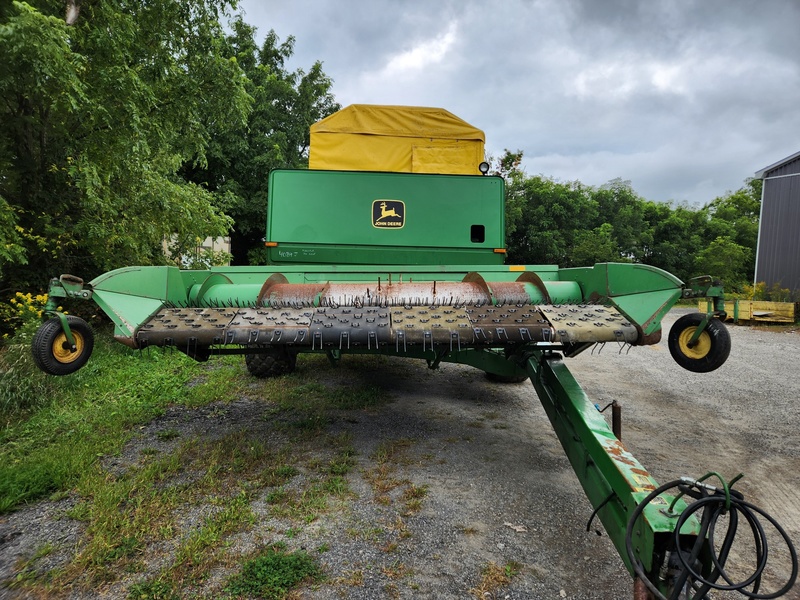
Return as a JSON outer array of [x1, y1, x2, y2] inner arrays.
[[224, 546, 322, 599], [469, 560, 523, 599], [128, 579, 180, 600]]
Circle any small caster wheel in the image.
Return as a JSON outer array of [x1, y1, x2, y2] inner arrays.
[[31, 316, 94, 376]]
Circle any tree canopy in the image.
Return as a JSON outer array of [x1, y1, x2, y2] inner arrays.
[[497, 151, 760, 290], [0, 0, 337, 292], [181, 17, 339, 264]]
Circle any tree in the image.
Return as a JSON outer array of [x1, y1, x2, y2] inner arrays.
[[640, 202, 707, 281], [590, 178, 652, 261], [182, 18, 340, 264], [495, 148, 603, 267], [695, 236, 753, 290], [700, 179, 761, 285], [508, 175, 599, 265], [572, 223, 623, 266], [493, 147, 761, 286], [0, 0, 250, 292]]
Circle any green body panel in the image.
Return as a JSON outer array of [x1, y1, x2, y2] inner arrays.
[[561, 263, 683, 335], [266, 170, 506, 265], [89, 267, 190, 339], [92, 292, 164, 340]]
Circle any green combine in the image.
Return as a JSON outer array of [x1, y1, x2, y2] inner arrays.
[[31, 106, 795, 599]]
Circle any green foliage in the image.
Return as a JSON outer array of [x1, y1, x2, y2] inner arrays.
[[181, 18, 340, 263], [0, 334, 231, 511], [572, 223, 624, 266], [0, 0, 249, 291], [695, 236, 753, 290], [0, 319, 60, 417], [0, 291, 54, 337], [0, 196, 26, 275], [741, 281, 794, 302], [497, 150, 761, 286], [225, 546, 322, 599], [128, 580, 180, 600]]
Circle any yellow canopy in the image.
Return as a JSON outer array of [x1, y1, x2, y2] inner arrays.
[[309, 104, 485, 175]]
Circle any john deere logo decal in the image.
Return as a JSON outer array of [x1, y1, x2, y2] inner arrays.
[[372, 200, 405, 228]]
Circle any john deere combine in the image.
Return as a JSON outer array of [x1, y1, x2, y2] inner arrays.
[[32, 106, 796, 598]]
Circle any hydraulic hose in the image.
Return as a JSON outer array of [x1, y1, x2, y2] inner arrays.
[[625, 475, 797, 600]]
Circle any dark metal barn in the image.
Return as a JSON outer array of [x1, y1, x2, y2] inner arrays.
[[754, 150, 800, 294]]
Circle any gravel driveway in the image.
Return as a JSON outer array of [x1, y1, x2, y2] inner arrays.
[[1, 308, 798, 599]]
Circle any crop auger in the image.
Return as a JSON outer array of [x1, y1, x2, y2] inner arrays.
[[31, 105, 796, 598]]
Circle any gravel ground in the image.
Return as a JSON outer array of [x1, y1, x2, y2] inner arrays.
[[1, 308, 798, 599]]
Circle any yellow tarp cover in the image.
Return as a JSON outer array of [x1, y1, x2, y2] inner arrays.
[[309, 104, 485, 175]]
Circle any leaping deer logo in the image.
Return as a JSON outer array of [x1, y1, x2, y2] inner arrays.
[[373, 200, 405, 228], [376, 202, 400, 221]]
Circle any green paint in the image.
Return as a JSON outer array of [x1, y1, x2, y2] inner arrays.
[[266, 170, 506, 266]]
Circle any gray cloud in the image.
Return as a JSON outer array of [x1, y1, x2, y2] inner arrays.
[[238, 0, 800, 204]]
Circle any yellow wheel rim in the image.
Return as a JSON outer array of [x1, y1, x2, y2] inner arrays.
[[51, 330, 84, 364], [677, 326, 711, 360]]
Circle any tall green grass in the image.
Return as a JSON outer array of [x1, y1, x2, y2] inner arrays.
[[0, 326, 241, 513]]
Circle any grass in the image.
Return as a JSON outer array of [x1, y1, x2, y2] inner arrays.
[[224, 545, 322, 599], [0, 333, 436, 597], [362, 438, 430, 515], [0, 323, 252, 513], [469, 561, 523, 599]]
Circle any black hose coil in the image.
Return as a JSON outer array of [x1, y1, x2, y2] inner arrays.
[[625, 476, 797, 600]]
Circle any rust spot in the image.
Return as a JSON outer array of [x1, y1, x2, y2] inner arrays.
[[634, 325, 662, 346], [114, 333, 138, 349], [634, 577, 656, 600], [487, 281, 533, 305], [60, 274, 84, 286], [515, 271, 552, 303], [587, 291, 603, 303], [604, 439, 636, 466], [266, 282, 328, 306], [256, 273, 290, 305]]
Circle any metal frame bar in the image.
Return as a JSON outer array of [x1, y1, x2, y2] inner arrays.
[[524, 350, 702, 589]]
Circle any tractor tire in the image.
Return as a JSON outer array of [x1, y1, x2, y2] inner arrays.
[[668, 313, 731, 373], [244, 348, 297, 378], [31, 316, 95, 376], [484, 371, 530, 384]]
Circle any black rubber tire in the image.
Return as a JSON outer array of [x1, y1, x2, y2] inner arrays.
[[668, 313, 731, 373], [244, 348, 297, 378], [31, 316, 95, 376], [484, 371, 530, 384]]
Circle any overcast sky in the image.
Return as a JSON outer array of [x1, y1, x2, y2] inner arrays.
[[237, 0, 799, 205]]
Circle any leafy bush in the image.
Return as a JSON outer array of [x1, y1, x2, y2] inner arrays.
[[738, 282, 796, 302], [0, 292, 58, 339], [225, 547, 322, 599]]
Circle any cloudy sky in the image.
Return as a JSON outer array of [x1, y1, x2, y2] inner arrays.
[[237, 0, 799, 205]]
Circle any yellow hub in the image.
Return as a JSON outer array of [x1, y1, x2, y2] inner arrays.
[[677, 326, 711, 360], [51, 331, 84, 364]]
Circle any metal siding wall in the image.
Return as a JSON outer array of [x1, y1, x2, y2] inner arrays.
[[767, 155, 800, 178], [755, 174, 800, 292]]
